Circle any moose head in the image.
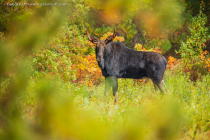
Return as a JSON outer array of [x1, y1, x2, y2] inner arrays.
[[87, 28, 117, 69]]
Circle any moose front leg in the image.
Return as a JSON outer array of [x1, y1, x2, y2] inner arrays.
[[104, 76, 118, 103], [104, 77, 112, 96], [111, 77, 118, 103]]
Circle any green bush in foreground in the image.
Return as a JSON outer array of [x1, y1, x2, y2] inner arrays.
[[1, 69, 210, 140]]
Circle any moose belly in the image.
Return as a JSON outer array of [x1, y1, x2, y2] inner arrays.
[[120, 68, 147, 79]]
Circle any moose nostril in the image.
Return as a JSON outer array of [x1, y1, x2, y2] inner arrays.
[[97, 57, 103, 61], [97, 55, 103, 61]]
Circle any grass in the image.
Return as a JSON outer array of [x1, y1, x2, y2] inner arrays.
[[0, 69, 210, 140]]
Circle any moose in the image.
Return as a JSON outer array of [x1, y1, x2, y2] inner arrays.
[[87, 28, 167, 103]]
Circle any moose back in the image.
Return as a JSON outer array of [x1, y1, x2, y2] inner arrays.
[[87, 28, 167, 103]]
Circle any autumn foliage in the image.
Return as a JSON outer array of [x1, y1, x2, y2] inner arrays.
[[1, 1, 210, 140]]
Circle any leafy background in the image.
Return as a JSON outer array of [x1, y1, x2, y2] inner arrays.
[[0, 0, 210, 139]]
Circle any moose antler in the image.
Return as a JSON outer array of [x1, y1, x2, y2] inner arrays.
[[105, 27, 117, 44], [87, 28, 93, 42], [87, 28, 98, 44]]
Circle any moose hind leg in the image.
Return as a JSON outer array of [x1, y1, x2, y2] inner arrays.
[[152, 79, 165, 94], [152, 81, 159, 91], [156, 80, 165, 94]]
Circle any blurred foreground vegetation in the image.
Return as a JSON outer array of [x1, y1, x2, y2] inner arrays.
[[0, 0, 210, 139]]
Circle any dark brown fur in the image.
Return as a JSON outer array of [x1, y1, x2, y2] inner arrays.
[[87, 29, 167, 103]]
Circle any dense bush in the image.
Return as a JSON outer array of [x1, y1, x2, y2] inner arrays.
[[0, 0, 210, 140], [177, 4, 210, 80]]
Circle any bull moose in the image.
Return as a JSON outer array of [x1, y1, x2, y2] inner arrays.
[[87, 28, 167, 103]]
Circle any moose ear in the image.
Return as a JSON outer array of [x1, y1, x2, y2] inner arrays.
[[105, 27, 117, 44], [87, 28, 98, 44]]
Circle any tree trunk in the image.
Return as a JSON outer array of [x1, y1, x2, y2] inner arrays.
[[133, 26, 139, 49]]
